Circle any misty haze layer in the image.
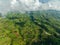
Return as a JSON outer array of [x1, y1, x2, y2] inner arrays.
[[0, 0, 60, 13]]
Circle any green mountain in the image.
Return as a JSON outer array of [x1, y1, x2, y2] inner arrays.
[[0, 10, 60, 45]]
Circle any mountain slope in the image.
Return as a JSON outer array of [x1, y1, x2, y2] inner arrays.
[[0, 11, 60, 45]]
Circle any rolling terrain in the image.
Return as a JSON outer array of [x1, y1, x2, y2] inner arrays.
[[0, 10, 60, 45]]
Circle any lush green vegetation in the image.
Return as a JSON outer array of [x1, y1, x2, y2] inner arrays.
[[0, 11, 60, 45]]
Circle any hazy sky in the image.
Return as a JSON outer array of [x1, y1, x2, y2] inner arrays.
[[0, 0, 60, 13]]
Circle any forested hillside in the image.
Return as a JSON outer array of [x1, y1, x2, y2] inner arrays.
[[0, 11, 60, 45]]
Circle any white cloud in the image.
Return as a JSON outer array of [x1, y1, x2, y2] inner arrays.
[[48, 3, 52, 8], [11, 0, 16, 5], [0, 0, 11, 13], [11, 0, 17, 7], [47, 0, 60, 10], [0, 0, 60, 13], [10, 0, 60, 11], [10, 0, 43, 11]]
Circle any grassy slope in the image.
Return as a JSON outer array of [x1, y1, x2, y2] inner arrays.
[[0, 11, 60, 45]]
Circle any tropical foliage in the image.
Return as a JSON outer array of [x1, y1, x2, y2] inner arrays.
[[0, 11, 60, 45]]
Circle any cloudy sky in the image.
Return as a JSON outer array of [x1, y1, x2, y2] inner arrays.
[[0, 0, 60, 13]]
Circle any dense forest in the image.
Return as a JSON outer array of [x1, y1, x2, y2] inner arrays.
[[0, 10, 60, 45]]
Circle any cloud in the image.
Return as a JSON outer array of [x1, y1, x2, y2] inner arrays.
[[11, 0, 17, 7], [10, 0, 60, 11], [47, 0, 60, 10], [0, 0, 60, 13], [0, 0, 11, 13], [10, 0, 42, 11]]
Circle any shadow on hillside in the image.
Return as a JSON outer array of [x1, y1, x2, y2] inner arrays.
[[29, 15, 60, 45]]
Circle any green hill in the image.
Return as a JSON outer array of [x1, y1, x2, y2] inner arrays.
[[0, 11, 60, 45]]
